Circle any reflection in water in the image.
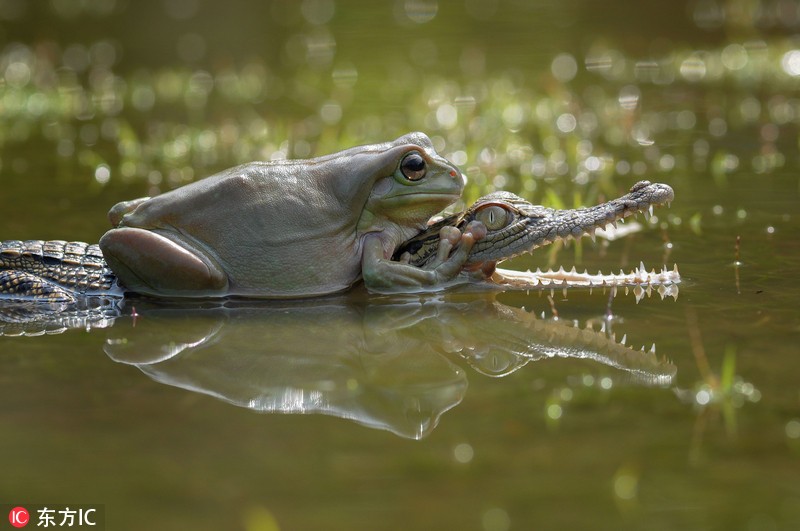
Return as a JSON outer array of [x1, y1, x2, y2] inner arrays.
[[0, 298, 120, 336], [105, 300, 467, 440], [90, 294, 676, 439]]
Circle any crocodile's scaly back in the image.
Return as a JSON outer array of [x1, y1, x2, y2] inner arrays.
[[0, 240, 121, 301]]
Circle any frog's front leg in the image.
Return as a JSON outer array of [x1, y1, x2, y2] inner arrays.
[[99, 228, 229, 297], [361, 223, 485, 293]]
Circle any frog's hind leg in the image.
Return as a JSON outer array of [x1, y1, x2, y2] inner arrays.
[[0, 270, 75, 302], [99, 227, 229, 297]]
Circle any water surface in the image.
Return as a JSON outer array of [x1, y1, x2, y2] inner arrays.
[[1, 2, 799, 530]]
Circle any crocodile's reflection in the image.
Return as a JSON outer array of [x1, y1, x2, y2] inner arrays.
[[102, 293, 676, 439]]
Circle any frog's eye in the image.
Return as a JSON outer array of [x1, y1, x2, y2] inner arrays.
[[400, 152, 427, 181], [474, 205, 509, 230]]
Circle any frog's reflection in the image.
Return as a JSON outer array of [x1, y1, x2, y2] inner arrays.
[[103, 293, 676, 439]]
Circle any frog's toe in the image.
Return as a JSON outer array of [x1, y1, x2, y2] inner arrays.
[[108, 197, 150, 226], [99, 228, 228, 297], [431, 231, 477, 281], [427, 221, 485, 279]]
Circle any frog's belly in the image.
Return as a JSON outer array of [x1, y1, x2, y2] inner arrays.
[[219, 234, 364, 298]]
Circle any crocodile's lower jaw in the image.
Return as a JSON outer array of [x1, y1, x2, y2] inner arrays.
[[490, 262, 681, 303]]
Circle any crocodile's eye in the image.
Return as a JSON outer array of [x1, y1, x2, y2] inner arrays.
[[400, 152, 427, 181], [475, 205, 509, 230]]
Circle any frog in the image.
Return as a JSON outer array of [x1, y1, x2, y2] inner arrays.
[[98, 132, 482, 298]]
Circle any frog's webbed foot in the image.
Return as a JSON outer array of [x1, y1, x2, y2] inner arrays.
[[0, 270, 75, 302], [363, 222, 486, 293]]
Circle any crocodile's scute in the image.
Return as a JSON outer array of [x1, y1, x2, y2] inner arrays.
[[0, 240, 120, 301]]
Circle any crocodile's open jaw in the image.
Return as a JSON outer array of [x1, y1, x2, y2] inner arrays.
[[395, 180, 680, 298]]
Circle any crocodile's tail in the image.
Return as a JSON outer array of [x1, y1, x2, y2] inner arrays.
[[0, 240, 122, 302]]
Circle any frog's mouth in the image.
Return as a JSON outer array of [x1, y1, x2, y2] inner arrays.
[[375, 191, 461, 226], [381, 191, 461, 206]]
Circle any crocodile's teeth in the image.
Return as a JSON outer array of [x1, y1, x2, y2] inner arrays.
[[648, 205, 654, 218], [634, 285, 645, 303]]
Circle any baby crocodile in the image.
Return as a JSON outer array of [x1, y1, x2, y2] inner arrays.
[[1, 180, 678, 303], [395, 180, 680, 295], [398, 180, 672, 267]]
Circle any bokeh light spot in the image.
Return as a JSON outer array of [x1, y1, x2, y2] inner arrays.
[[781, 50, 800, 77], [403, 0, 438, 24], [453, 443, 474, 463], [482, 508, 510, 531], [551, 53, 578, 82]]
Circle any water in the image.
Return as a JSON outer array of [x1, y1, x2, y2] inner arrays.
[[1, 1, 800, 530]]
